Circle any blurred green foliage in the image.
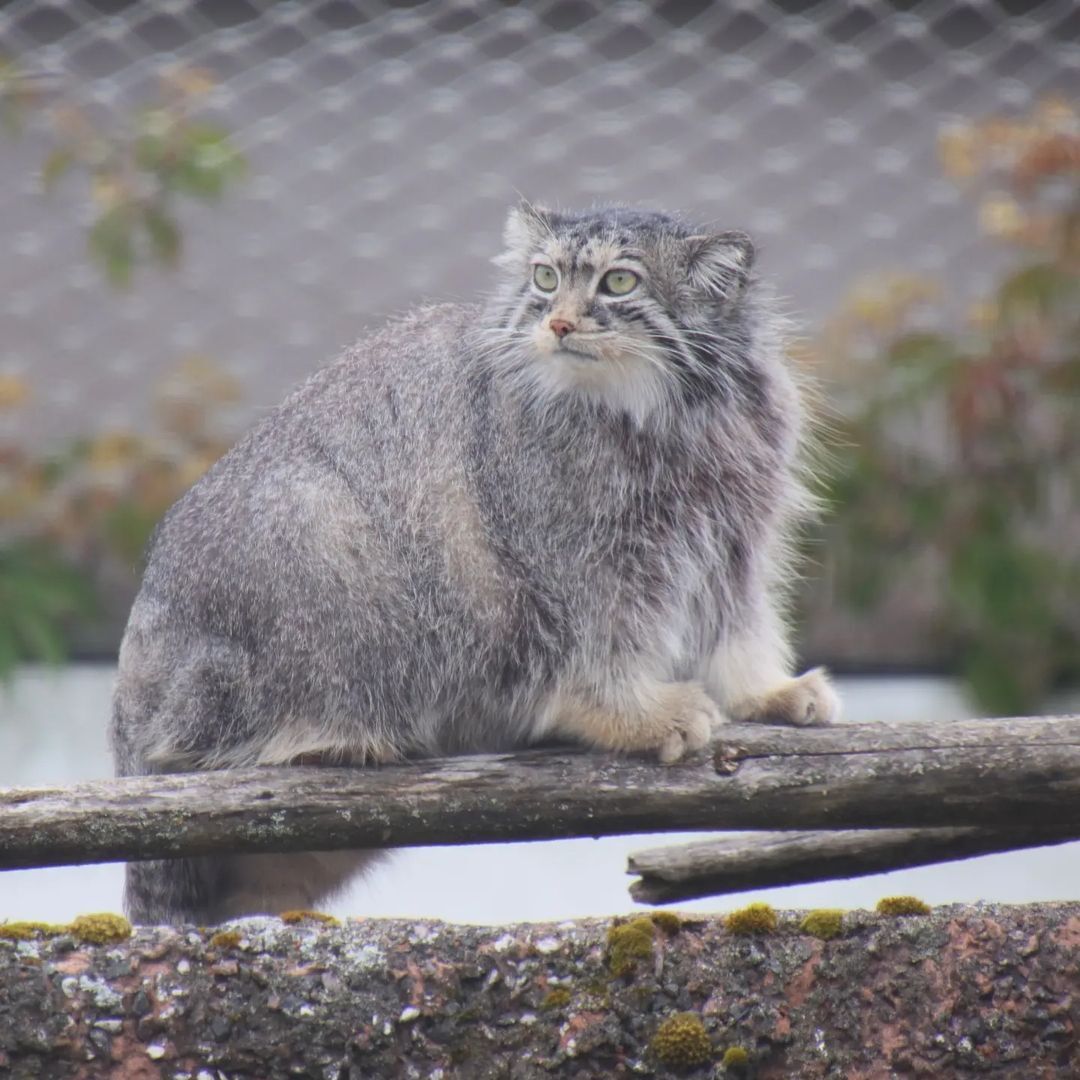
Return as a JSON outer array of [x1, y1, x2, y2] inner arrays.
[[816, 98, 1080, 713], [0, 544, 96, 677], [1, 64, 246, 679], [0, 357, 243, 681]]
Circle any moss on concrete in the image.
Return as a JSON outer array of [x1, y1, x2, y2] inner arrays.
[[650, 1012, 712, 1070], [279, 909, 341, 926], [209, 929, 244, 950], [876, 896, 931, 917], [649, 910, 682, 933], [541, 987, 571, 1010], [722, 1044, 750, 1071], [605, 916, 656, 977], [0, 921, 66, 942], [67, 913, 132, 945], [725, 902, 777, 935], [800, 908, 845, 940]]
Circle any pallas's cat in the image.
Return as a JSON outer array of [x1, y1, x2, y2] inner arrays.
[[112, 203, 838, 923]]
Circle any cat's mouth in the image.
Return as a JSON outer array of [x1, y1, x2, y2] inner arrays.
[[555, 345, 599, 361], [553, 332, 615, 361]]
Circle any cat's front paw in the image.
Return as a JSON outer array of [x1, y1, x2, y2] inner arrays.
[[542, 679, 723, 764], [650, 681, 724, 764], [731, 667, 840, 728]]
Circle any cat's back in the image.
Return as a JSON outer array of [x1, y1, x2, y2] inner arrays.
[[244, 299, 477, 476], [114, 301, 492, 772], [137, 301, 479, 611], [277, 300, 476, 440]]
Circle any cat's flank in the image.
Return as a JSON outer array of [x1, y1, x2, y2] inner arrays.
[[112, 203, 839, 923]]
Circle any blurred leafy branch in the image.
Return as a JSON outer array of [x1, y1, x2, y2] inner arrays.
[[809, 97, 1080, 713], [0, 61, 246, 286], [1, 62, 247, 679]]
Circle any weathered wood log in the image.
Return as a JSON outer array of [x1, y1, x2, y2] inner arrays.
[[1, 905, 1077, 1078], [1, 715, 1079, 871], [628, 826, 1080, 903]]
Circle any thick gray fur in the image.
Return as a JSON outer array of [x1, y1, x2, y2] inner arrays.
[[112, 203, 838, 924]]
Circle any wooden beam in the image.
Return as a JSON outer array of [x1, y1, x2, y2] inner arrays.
[[1, 715, 1079, 870]]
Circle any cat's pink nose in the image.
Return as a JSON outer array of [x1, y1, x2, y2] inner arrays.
[[550, 319, 575, 339]]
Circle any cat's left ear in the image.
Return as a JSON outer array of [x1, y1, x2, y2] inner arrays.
[[493, 200, 555, 268], [683, 230, 755, 304]]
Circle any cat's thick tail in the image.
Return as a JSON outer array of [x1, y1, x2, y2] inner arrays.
[[124, 849, 384, 925], [113, 695, 383, 925]]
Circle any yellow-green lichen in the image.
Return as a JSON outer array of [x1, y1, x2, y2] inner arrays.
[[876, 895, 931, 917], [209, 929, 243, 950], [722, 1045, 751, 1069], [649, 910, 682, 933], [2, 914, 131, 946], [605, 916, 656, 977], [68, 913, 132, 945], [725, 902, 777, 935], [541, 987, 572, 1010], [0, 921, 66, 942], [650, 1012, 713, 1070], [799, 908, 845, 940], [279, 909, 341, 927]]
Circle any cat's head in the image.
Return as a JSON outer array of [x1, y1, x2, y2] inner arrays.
[[485, 202, 757, 424]]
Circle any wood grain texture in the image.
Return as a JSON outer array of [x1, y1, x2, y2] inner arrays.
[[628, 826, 1080, 903], [1, 715, 1079, 870]]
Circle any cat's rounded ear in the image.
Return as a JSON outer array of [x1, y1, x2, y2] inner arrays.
[[683, 230, 755, 304], [494, 200, 554, 266]]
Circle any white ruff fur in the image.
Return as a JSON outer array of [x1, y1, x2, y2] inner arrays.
[[523, 334, 673, 427]]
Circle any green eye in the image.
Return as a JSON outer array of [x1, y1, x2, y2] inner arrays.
[[601, 269, 639, 296], [533, 264, 558, 292]]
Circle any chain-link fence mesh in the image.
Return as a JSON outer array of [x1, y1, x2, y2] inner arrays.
[[1, 0, 1077, 673], [2, 0, 1076, 442]]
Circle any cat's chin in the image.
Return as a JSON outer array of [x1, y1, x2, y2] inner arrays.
[[523, 349, 673, 425]]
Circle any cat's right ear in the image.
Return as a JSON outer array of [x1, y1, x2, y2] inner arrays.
[[683, 230, 755, 306], [493, 200, 554, 267]]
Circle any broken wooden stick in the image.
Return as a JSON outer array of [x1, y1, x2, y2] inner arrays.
[[628, 825, 1080, 904]]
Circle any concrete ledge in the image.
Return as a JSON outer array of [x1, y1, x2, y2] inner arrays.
[[1, 902, 1076, 1077]]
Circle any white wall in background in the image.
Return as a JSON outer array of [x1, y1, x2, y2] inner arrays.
[[0, 666, 1075, 924]]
